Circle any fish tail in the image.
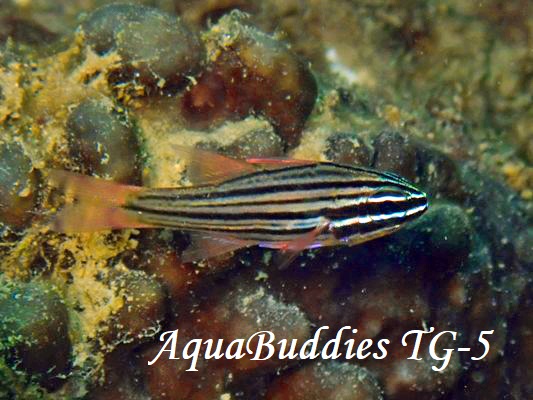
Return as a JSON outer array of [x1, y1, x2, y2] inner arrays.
[[48, 170, 150, 233]]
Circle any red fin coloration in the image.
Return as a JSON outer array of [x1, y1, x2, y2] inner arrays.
[[269, 218, 331, 269], [173, 145, 256, 185], [245, 157, 314, 168], [48, 169, 142, 206], [48, 170, 151, 233], [52, 204, 152, 233], [182, 233, 257, 263]]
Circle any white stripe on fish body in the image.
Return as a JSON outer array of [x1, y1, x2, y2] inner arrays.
[[48, 148, 428, 264], [125, 162, 428, 248]]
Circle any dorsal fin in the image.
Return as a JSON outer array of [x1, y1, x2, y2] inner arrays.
[[173, 145, 256, 185]]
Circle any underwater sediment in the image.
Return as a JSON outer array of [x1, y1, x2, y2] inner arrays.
[[0, 0, 531, 399]]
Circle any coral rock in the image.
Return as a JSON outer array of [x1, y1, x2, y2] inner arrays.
[[139, 342, 226, 400], [325, 132, 373, 166], [0, 280, 71, 390], [372, 130, 417, 181], [66, 99, 141, 183], [0, 141, 39, 228], [81, 4, 203, 89], [515, 228, 533, 269], [401, 203, 474, 278], [224, 126, 285, 159], [266, 361, 383, 400], [102, 270, 166, 348], [181, 12, 317, 148]]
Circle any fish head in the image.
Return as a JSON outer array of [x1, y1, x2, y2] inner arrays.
[[329, 172, 428, 245], [365, 179, 428, 223]]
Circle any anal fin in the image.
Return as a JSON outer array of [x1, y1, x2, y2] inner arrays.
[[181, 233, 257, 263]]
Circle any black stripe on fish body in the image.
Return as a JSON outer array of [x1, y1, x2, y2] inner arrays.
[[237, 164, 412, 192], [129, 189, 373, 214], [124, 212, 323, 241], [136, 163, 413, 202], [329, 195, 428, 241], [133, 178, 413, 211], [124, 161, 427, 244], [125, 192, 425, 235], [127, 181, 422, 218], [126, 189, 377, 221], [137, 180, 383, 203], [136, 178, 389, 204], [129, 211, 325, 231]]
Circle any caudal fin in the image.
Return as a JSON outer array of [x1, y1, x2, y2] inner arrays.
[[48, 170, 151, 233]]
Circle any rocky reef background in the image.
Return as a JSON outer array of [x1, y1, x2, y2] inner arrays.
[[0, 0, 531, 399]]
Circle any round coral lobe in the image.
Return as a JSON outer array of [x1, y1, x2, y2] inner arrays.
[[81, 4, 204, 89], [180, 17, 317, 148]]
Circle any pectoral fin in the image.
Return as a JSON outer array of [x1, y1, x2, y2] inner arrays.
[[268, 219, 331, 270]]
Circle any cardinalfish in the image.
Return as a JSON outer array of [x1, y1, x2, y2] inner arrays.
[[49, 147, 428, 267]]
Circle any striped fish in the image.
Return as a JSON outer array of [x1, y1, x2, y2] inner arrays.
[[50, 147, 428, 266]]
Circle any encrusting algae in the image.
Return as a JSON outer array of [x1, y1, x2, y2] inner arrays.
[[0, 1, 532, 399]]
